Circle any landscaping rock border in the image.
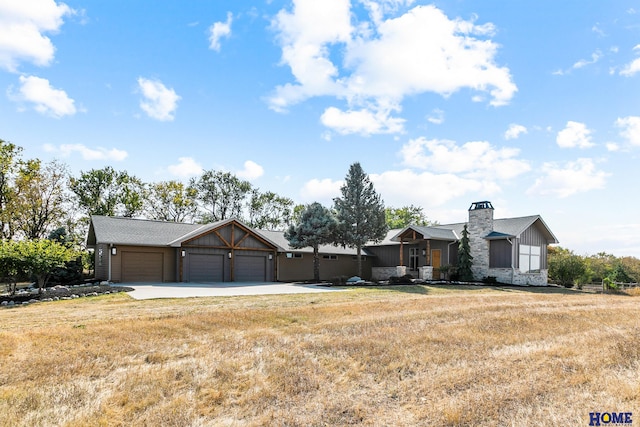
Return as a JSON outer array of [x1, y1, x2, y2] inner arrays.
[[1, 283, 133, 307]]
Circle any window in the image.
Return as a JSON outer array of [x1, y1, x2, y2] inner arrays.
[[98, 247, 103, 267], [519, 245, 541, 273], [286, 253, 303, 259], [323, 255, 338, 260]]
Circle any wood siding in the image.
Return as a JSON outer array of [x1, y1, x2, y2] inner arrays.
[[515, 222, 549, 270], [182, 222, 277, 282], [366, 241, 456, 270], [277, 253, 372, 281], [490, 239, 512, 268]]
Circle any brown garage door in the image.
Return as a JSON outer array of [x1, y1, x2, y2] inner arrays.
[[189, 253, 224, 282], [122, 251, 163, 282], [235, 255, 266, 282]]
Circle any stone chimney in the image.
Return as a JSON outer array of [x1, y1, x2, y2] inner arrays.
[[468, 201, 494, 280]]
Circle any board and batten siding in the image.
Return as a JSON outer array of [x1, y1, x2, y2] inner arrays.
[[515, 222, 549, 270], [367, 241, 456, 269]]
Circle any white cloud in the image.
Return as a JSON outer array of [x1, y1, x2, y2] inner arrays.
[[236, 160, 264, 180], [370, 169, 493, 207], [12, 75, 76, 118], [399, 137, 530, 181], [299, 178, 343, 203], [556, 121, 595, 148], [620, 45, 640, 76], [168, 157, 203, 178], [43, 143, 127, 161], [0, 0, 74, 71], [621, 58, 640, 76], [427, 108, 444, 124], [137, 77, 180, 121], [572, 50, 602, 69], [606, 142, 620, 152], [616, 116, 640, 146], [320, 106, 405, 135], [269, 2, 516, 135], [526, 158, 609, 198], [504, 123, 527, 140], [209, 12, 232, 51]]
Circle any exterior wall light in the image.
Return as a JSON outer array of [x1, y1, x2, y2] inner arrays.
[[422, 249, 426, 257], [268, 253, 273, 260], [111, 247, 117, 256], [181, 250, 186, 257], [228, 252, 232, 259]]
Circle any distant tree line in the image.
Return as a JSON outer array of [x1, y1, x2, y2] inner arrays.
[[548, 247, 640, 289]]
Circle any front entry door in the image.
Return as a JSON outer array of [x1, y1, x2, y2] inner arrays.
[[431, 249, 441, 279], [409, 248, 420, 271]]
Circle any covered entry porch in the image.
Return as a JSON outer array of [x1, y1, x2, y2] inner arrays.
[[391, 225, 459, 280]]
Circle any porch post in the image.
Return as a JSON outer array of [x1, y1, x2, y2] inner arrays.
[[399, 239, 404, 266], [426, 240, 431, 266]]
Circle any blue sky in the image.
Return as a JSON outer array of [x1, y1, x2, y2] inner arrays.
[[1, 0, 639, 257]]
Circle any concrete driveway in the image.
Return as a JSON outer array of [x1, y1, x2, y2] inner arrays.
[[117, 282, 344, 300]]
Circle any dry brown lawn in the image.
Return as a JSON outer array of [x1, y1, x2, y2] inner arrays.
[[0, 285, 638, 426]]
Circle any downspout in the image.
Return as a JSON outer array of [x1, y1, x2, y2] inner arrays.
[[108, 243, 113, 282]]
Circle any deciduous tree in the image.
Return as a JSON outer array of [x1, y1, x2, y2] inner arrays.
[[11, 160, 69, 239], [16, 239, 76, 293], [333, 162, 387, 277], [247, 190, 293, 230], [145, 180, 198, 222], [548, 246, 587, 288], [190, 171, 252, 222], [69, 167, 145, 218], [0, 140, 22, 240], [385, 205, 432, 229]]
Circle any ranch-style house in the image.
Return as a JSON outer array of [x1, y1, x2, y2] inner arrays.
[[87, 201, 558, 285]]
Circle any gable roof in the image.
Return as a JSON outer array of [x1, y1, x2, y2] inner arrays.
[[383, 214, 558, 245], [87, 216, 281, 249], [87, 215, 203, 247]]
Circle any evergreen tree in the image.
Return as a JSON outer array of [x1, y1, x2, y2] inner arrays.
[[457, 224, 474, 281], [284, 203, 337, 282], [333, 163, 387, 277]]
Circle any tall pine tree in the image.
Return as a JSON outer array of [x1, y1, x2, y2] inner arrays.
[[457, 224, 474, 281], [333, 163, 387, 278]]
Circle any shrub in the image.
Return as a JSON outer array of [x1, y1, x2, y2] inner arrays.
[[482, 276, 498, 284], [389, 274, 414, 285], [330, 276, 348, 286]]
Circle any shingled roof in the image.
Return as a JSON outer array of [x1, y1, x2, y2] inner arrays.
[[87, 216, 205, 247], [378, 214, 558, 245]]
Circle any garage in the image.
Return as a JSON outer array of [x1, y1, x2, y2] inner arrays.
[[235, 255, 267, 282], [122, 251, 163, 282], [188, 253, 224, 282]]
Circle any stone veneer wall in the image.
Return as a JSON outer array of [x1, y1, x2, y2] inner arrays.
[[372, 266, 407, 281], [419, 266, 433, 280], [468, 206, 493, 281], [489, 268, 549, 286]]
